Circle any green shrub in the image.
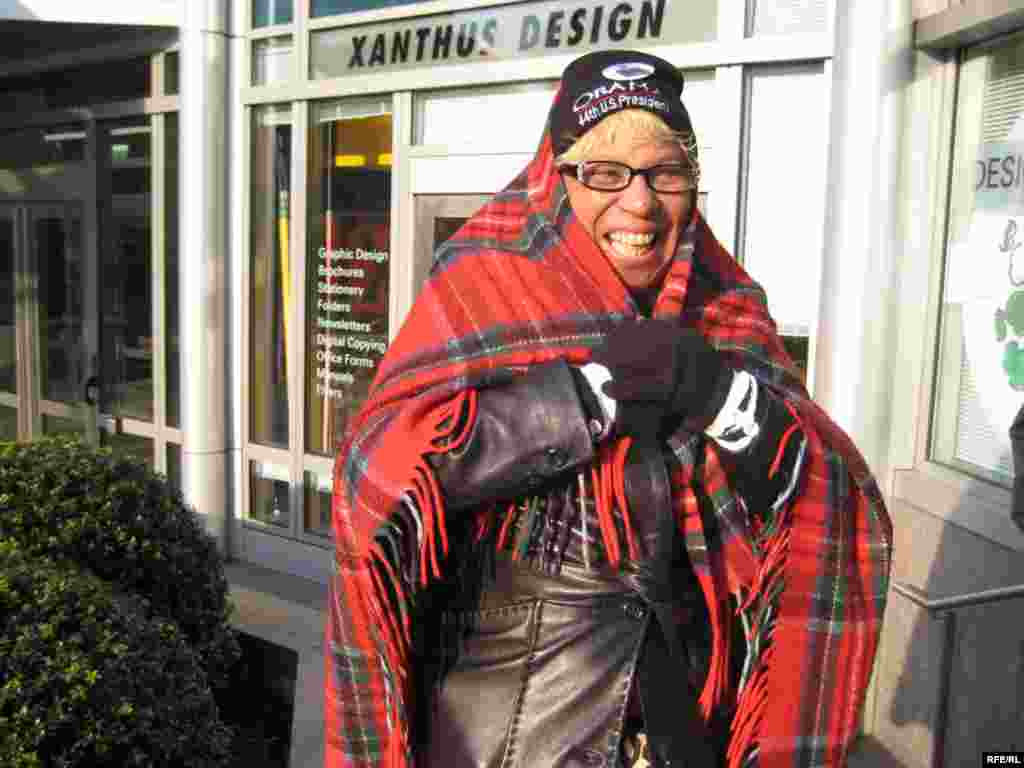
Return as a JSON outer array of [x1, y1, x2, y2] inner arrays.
[[0, 540, 233, 767], [0, 436, 239, 689]]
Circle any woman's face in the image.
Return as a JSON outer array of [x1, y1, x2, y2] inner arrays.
[[563, 137, 694, 292]]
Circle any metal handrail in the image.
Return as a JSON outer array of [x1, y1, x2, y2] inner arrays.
[[892, 580, 1024, 613], [890, 580, 1024, 768]]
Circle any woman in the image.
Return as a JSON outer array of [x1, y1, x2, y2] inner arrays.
[[326, 50, 892, 768]]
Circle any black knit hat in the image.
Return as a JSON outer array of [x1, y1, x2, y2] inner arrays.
[[549, 49, 693, 158]]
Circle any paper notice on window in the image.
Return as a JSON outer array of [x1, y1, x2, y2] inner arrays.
[[939, 140, 1024, 478]]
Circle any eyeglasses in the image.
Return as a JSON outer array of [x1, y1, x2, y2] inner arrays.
[[559, 160, 693, 193]]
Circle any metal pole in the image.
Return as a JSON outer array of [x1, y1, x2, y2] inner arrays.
[[933, 611, 956, 768]]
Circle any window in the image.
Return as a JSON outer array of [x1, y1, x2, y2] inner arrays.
[[167, 442, 182, 492], [739, 63, 828, 381], [413, 81, 556, 150], [166, 114, 181, 429], [165, 51, 180, 96], [930, 31, 1024, 486], [252, 36, 294, 86], [250, 105, 294, 449], [312, 0, 421, 17], [253, 0, 293, 27], [0, 220, 16, 440], [303, 469, 332, 538], [102, 120, 153, 423], [745, 0, 829, 37], [0, 52, 179, 462], [305, 97, 392, 456], [250, 460, 291, 528]]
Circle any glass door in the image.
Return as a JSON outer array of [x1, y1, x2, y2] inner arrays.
[[0, 114, 170, 471], [0, 204, 18, 440], [95, 119, 155, 467], [31, 202, 90, 438]]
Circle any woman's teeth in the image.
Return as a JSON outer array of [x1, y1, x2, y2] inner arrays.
[[610, 231, 655, 246], [608, 231, 655, 256]]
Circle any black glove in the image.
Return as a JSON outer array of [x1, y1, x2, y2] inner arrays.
[[590, 318, 730, 439]]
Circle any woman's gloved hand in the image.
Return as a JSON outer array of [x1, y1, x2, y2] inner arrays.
[[584, 318, 731, 440]]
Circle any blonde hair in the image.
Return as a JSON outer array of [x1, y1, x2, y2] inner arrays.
[[556, 109, 701, 185]]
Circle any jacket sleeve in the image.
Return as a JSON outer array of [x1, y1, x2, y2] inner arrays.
[[427, 359, 598, 511]]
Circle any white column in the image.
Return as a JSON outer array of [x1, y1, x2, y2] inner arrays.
[[181, 0, 230, 549], [814, 0, 912, 480]]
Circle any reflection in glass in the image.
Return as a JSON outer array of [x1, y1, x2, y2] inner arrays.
[[0, 406, 15, 440], [433, 216, 467, 249], [303, 470, 332, 538], [306, 100, 392, 455], [1, 208, 15, 397], [250, 460, 291, 528], [167, 442, 182, 492], [165, 51, 180, 96], [0, 58, 150, 113], [780, 335, 808, 385], [167, 114, 181, 428], [102, 120, 153, 422], [103, 431, 155, 470], [251, 105, 293, 448], [0, 126, 87, 427], [312, 0, 419, 18], [42, 413, 83, 437], [253, 0, 293, 27], [0, 124, 86, 183]]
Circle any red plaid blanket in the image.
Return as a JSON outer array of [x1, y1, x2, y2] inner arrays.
[[327, 100, 892, 768]]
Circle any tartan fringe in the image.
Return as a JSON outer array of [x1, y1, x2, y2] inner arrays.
[[726, 510, 793, 768], [677, 452, 732, 721], [487, 437, 641, 569]]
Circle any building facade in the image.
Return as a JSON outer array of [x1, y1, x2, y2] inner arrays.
[[1, 0, 1023, 765]]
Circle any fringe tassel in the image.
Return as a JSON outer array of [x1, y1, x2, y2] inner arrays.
[[610, 438, 641, 561], [725, 495, 794, 768], [589, 438, 642, 567], [675, 463, 732, 722], [497, 501, 517, 550], [388, 725, 405, 766], [372, 541, 412, 646], [695, 568, 732, 720], [591, 459, 620, 566]]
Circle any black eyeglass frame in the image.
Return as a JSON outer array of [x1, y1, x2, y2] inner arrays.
[[558, 160, 694, 194]]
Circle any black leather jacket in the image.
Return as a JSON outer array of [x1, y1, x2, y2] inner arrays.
[[422, 361, 727, 768]]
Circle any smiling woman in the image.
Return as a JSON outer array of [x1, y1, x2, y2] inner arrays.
[[326, 48, 891, 768]]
